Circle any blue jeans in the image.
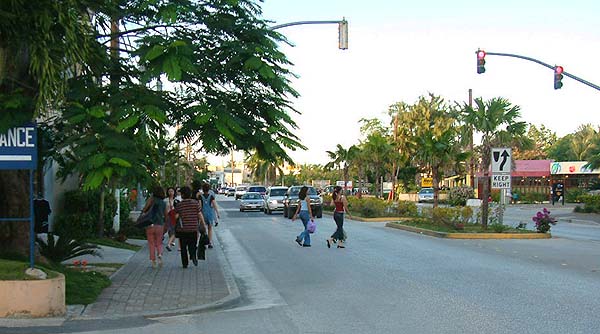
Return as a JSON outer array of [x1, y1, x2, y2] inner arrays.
[[297, 211, 311, 246]]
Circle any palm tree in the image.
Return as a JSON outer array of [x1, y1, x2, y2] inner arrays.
[[461, 97, 528, 227], [325, 144, 358, 192], [245, 150, 285, 186], [398, 94, 466, 207], [361, 133, 394, 198]]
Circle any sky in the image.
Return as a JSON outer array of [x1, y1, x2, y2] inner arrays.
[[212, 0, 600, 166]]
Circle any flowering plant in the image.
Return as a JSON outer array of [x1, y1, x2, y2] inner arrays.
[[532, 208, 557, 233]]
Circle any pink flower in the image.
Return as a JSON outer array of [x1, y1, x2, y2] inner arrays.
[[73, 260, 81, 266], [81, 260, 88, 267]]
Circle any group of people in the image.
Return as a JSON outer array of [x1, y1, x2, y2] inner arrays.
[[141, 183, 220, 269], [293, 185, 351, 249]]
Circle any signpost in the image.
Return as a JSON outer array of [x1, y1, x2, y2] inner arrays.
[[0, 123, 37, 269], [491, 148, 511, 224]]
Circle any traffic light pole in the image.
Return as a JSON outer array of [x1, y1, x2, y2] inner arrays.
[[484, 51, 600, 92], [270, 20, 342, 30]]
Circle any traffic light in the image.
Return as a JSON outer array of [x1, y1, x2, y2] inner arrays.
[[554, 65, 564, 89], [476, 50, 486, 74], [338, 19, 348, 50]]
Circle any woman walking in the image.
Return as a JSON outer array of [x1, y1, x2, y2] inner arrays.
[[199, 183, 220, 248], [174, 186, 206, 268], [164, 187, 179, 251], [141, 186, 168, 268], [327, 186, 352, 249], [292, 186, 314, 247]]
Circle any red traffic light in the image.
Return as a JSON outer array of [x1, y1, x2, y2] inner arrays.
[[555, 66, 564, 74], [477, 50, 486, 59]]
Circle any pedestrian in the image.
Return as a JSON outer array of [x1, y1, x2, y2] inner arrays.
[[174, 186, 206, 268], [199, 183, 220, 248], [164, 187, 179, 252], [292, 186, 314, 247], [141, 186, 168, 268], [327, 186, 351, 249]]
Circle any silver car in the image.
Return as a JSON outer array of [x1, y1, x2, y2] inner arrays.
[[263, 186, 288, 214], [418, 188, 434, 203], [239, 192, 264, 212]]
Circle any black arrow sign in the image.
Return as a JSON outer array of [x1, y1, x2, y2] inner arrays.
[[499, 150, 509, 171]]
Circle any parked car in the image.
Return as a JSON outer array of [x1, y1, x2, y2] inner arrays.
[[283, 186, 323, 219], [418, 187, 434, 203], [226, 187, 236, 197], [235, 186, 248, 200], [247, 185, 267, 197], [239, 192, 265, 212], [263, 186, 288, 214]]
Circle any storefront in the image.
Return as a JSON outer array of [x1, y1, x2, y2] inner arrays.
[[550, 161, 600, 190]]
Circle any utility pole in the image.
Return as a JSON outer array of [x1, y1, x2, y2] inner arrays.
[[468, 88, 475, 194], [390, 113, 398, 202], [230, 148, 235, 187]]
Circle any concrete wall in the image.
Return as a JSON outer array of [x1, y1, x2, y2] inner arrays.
[[0, 273, 65, 318]]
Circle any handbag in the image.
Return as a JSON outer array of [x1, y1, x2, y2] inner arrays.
[[135, 207, 155, 228], [307, 219, 317, 234]]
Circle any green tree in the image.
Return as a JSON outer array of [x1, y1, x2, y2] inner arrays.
[[513, 124, 556, 160], [0, 0, 96, 254], [547, 134, 577, 161], [325, 144, 358, 192], [460, 97, 528, 227], [1, 0, 307, 250], [399, 94, 467, 207]]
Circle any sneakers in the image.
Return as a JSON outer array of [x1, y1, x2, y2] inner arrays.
[[166, 245, 172, 252], [151, 260, 157, 269], [295, 237, 302, 246], [158, 255, 163, 267], [302, 244, 311, 247]]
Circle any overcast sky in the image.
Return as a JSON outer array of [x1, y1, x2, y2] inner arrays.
[[212, 0, 600, 166]]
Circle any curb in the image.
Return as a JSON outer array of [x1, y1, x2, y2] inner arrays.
[[323, 211, 401, 222], [385, 222, 552, 239]]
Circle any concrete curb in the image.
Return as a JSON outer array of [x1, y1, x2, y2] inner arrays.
[[323, 211, 401, 222], [385, 222, 552, 239]]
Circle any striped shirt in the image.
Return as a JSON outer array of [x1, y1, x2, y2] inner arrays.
[[175, 199, 200, 232]]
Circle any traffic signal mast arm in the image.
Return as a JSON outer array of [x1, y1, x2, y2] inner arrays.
[[479, 51, 600, 92], [270, 20, 349, 50]]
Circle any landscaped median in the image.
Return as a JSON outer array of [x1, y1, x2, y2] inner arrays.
[[386, 221, 551, 239]]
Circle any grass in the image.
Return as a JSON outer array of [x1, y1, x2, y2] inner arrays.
[[0, 253, 112, 305], [395, 219, 538, 234], [86, 237, 142, 251], [64, 269, 111, 305], [0, 259, 58, 280]]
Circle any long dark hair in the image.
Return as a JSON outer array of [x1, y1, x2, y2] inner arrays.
[[332, 186, 342, 201], [298, 186, 308, 200]]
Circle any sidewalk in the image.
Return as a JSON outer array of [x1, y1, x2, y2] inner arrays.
[[74, 231, 239, 320]]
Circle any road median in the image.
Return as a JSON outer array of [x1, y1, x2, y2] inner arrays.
[[386, 222, 552, 239]]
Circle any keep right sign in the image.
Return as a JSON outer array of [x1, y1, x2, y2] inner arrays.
[[492, 173, 511, 189]]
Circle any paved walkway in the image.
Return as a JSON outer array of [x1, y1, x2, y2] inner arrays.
[[76, 232, 239, 319]]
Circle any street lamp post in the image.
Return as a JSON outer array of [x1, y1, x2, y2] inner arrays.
[[270, 19, 349, 50]]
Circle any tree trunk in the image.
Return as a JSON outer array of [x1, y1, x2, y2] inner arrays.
[[432, 166, 439, 208], [0, 170, 32, 256], [97, 187, 105, 238], [481, 145, 491, 228]]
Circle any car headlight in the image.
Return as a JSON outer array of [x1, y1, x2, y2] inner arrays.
[[270, 200, 278, 204]]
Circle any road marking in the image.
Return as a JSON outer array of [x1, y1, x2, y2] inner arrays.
[[219, 229, 287, 312]]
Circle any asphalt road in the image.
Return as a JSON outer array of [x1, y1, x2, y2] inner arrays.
[[17, 196, 600, 333]]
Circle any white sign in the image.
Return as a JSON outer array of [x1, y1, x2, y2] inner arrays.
[[491, 148, 511, 173], [492, 174, 511, 189]]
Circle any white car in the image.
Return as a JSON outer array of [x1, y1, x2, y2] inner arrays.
[[263, 186, 288, 214], [234, 186, 248, 200]]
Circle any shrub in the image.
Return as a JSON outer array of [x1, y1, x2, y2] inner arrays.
[[490, 223, 510, 233], [36, 233, 102, 265], [575, 194, 600, 213], [565, 188, 586, 203], [392, 201, 418, 217], [53, 189, 118, 239], [520, 192, 548, 204], [430, 206, 472, 229], [532, 208, 557, 233], [347, 197, 388, 218], [448, 186, 474, 207]]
